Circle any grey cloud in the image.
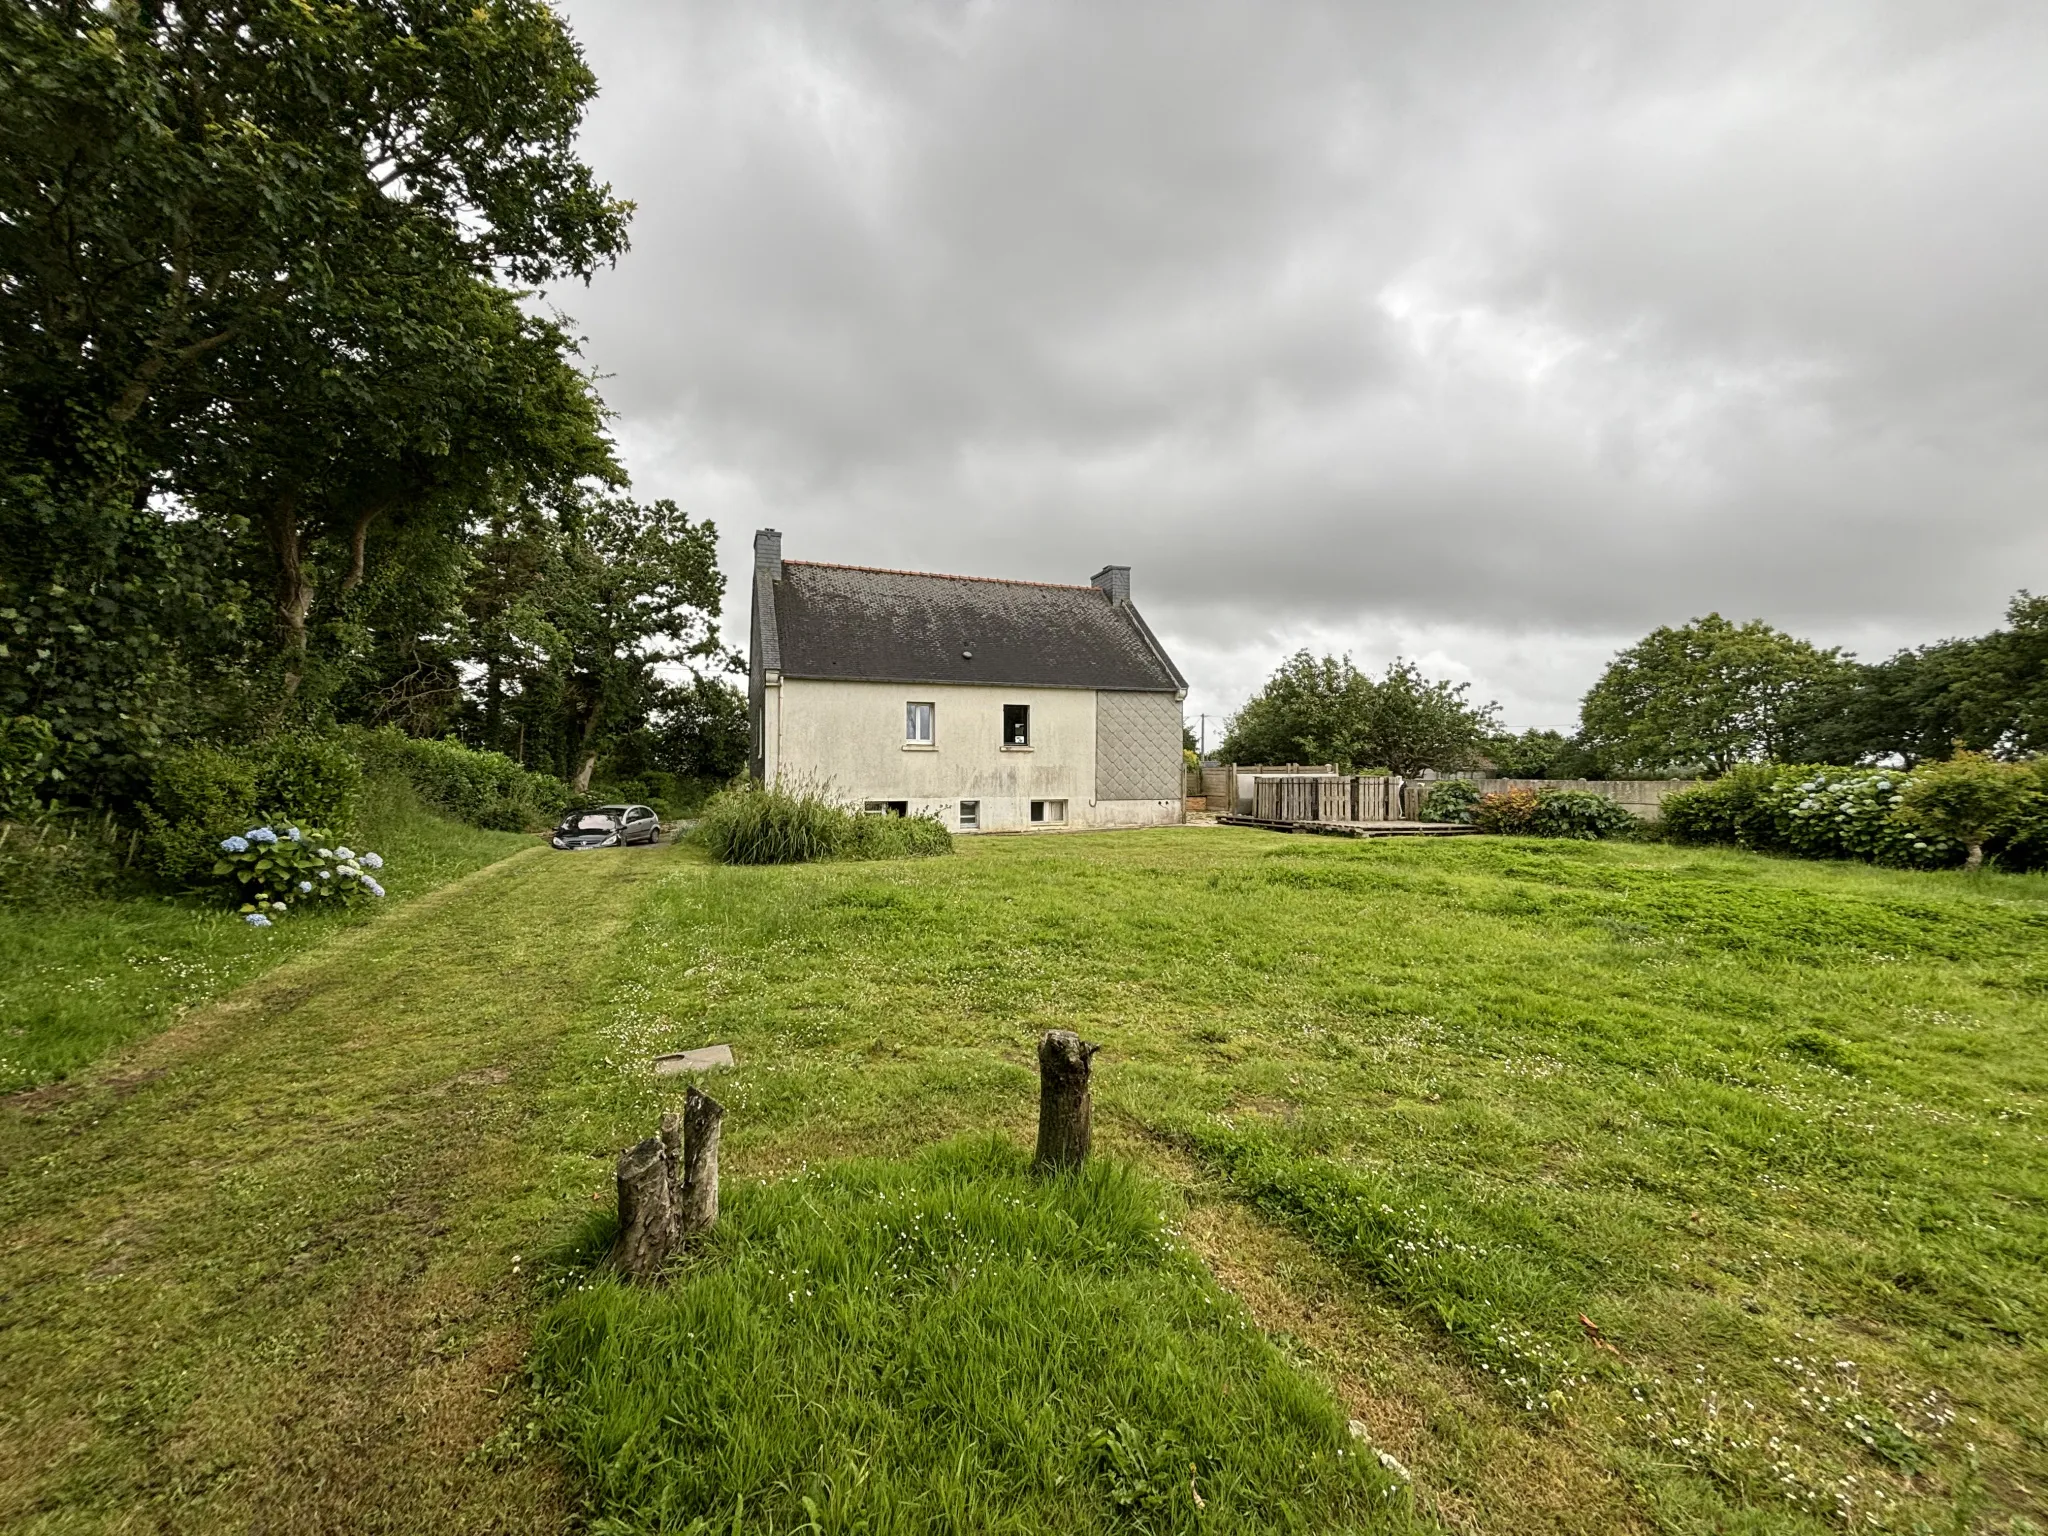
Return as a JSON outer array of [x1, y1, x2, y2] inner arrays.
[[551, 0, 2048, 721]]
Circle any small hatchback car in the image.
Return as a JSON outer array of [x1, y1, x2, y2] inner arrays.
[[550, 804, 662, 850]]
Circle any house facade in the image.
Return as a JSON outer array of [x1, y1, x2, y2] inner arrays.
[[748, 530, 1187, 833]]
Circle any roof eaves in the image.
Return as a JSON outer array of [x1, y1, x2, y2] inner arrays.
[[1120, 601, 1188, 694]]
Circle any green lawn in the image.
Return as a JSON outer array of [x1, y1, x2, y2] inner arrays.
[[2, 830, 2042, 1533], [0, 778, 531, 1092]]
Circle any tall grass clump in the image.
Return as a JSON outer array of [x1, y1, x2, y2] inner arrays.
[[532, 1139, 1408, 1534], [694, 780, 952, 865]]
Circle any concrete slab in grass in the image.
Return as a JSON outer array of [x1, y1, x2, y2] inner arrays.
[[653, 1044, 735, 1075]]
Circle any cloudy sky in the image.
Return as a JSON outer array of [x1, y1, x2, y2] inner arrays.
[[544, 1, 2048, 735]]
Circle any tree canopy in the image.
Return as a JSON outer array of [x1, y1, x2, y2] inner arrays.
[[1220, 652, 1498, 776], [1577, 615, 1852, 776]]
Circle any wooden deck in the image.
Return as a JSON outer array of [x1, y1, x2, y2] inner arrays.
[[1216, 816, 1480, 838]]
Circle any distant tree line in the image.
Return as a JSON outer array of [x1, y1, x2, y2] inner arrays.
[[0, 1, 746, 818], [1219, 594, 2047, 778]]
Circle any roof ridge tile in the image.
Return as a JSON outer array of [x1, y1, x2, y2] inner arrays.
[[783, 559, 1105, 594]]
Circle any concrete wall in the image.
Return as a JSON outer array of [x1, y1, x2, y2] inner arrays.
[[765, 678, 1182, 832]]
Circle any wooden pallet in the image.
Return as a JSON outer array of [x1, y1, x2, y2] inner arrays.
[[1216, 816, 1482, 838]]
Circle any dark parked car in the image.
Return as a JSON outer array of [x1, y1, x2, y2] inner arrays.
[[550, 804, 663, 850]]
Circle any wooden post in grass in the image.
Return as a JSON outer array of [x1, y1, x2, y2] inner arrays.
[[1033, 1029, 1100, 1174], [610, 1088, 727, 1282]]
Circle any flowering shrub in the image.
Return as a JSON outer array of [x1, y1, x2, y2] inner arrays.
[[1525, 789, 1638, 840], [210, 824, 387, 924], [1752, 769, 1951, 867], [1471, 787, 1542, 833], [1419, 779, 1482, 824]]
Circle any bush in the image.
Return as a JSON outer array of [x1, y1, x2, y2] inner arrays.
[[1419, 779, 1482, 824], [0, 716, 58, 820], [140, 735, 364, 885], [140, 744, 261, 884], [1471, 787, 1542, 833], [1657, 782, 1739, 845], [1898, 754, 2031, 872], [1989, 759, 2048, 872], [1525, 789, 1638, 840], [345, 727, 569, 831], [208, 823, 387, 924], [694, 781, 953, 865]]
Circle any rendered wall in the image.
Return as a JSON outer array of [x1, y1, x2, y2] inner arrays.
[[767, 678, 1182, 831]]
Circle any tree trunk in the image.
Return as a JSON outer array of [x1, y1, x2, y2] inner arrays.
[[1965, 840, 1985, 873], [572, 752, 598, 794], [267, 491, 313, 684], [677, 1086, 726, 1234], [1033, 1029, 1100, 1174]]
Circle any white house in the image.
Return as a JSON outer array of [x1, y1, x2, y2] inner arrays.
[[748, 530, 1187, 832]]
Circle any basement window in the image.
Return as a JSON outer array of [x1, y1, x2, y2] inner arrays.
[[862, 800, 910, 817], [958, 800, 979, 830], [905, 701, 934, 745], [1030, 799, 1066, 825], [1002, 704, 1031, 747]]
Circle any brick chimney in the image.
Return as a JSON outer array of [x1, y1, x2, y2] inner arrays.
[[754, 527, 783, 581], [1091, 564, 1131, 603]]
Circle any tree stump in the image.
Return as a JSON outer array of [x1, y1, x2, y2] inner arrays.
[[609, 1088, 728, 1282], [610, 1133, 680, 1283], [1033, 1029, 1100, 1174], [677, 1085, 726, 1234]]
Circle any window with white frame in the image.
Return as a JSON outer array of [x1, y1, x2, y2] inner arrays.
[[1029, 799, 1066, 824], [905, 701, 935, 745], [958, 800, 979, 830]]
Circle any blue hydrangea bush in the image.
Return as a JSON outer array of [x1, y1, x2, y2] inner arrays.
[[210, 825, 386, 926], [1750, 769, 1956, 868]]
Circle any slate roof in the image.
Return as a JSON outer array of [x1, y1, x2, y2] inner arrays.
[[758, 561, 1185, 693]]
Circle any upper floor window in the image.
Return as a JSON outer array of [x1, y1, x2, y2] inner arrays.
[[906, 702, 935, 744], [1002, 704, 1030, 747]]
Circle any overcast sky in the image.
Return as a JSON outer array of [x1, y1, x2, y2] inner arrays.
[[544, 1, 2048, 734]]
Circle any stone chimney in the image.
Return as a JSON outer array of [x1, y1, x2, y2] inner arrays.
[[1091, 564, 1131, 603], [754, 527, 783, 581]]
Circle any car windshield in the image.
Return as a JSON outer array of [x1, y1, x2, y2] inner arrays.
[[568, 814, 617, 831]]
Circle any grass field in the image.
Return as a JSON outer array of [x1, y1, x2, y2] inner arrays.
[[2, 829, 2042, 1533], [0, 779, 530, 1092]]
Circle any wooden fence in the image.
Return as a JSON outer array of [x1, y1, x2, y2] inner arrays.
[[1251, 775, 1403, 824]]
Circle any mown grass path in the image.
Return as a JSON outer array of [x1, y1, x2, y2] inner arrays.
[[0, 845, 667, 1534]]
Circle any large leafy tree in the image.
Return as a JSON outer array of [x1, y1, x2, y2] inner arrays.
[[1220, 652, 1497, 775], [1578, 615, 1852, 775], [0, 0, 630, 797]]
